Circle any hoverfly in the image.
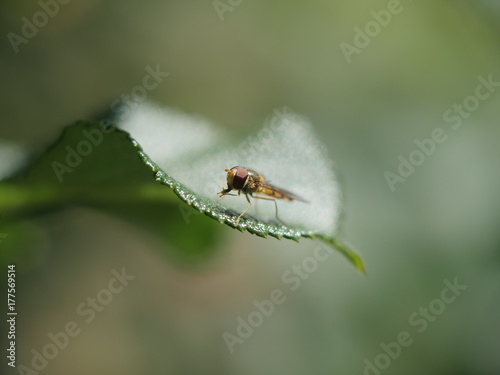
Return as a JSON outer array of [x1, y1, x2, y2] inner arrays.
[[217, 166, 306, 225]]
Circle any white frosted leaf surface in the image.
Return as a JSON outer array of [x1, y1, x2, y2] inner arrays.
[[120, 103, 221, 164], [172, 116, 341, 236], [121, 104, 342, 236]]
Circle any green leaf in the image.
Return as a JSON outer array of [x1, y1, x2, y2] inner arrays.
[[0, 105, 365, 273], [122, 104, 365, 273]]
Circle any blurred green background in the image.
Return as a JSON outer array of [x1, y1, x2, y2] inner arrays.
[[1, 1, 500, 374]]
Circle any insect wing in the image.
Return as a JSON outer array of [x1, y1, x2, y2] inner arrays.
[[255, 182, 308, 202]]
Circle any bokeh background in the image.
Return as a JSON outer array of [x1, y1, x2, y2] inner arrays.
[[1, 1, 500, 374]]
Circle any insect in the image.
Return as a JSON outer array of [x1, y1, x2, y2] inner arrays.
[[217, 166, 306, 225]]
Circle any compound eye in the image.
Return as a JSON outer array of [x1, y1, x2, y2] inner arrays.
[[232, 167, 249, 190]]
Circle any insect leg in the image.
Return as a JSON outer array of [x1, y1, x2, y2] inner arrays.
[[252, 196, 285, 225], [236, 193, 253, 225], [218, 185, 237, 199]]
